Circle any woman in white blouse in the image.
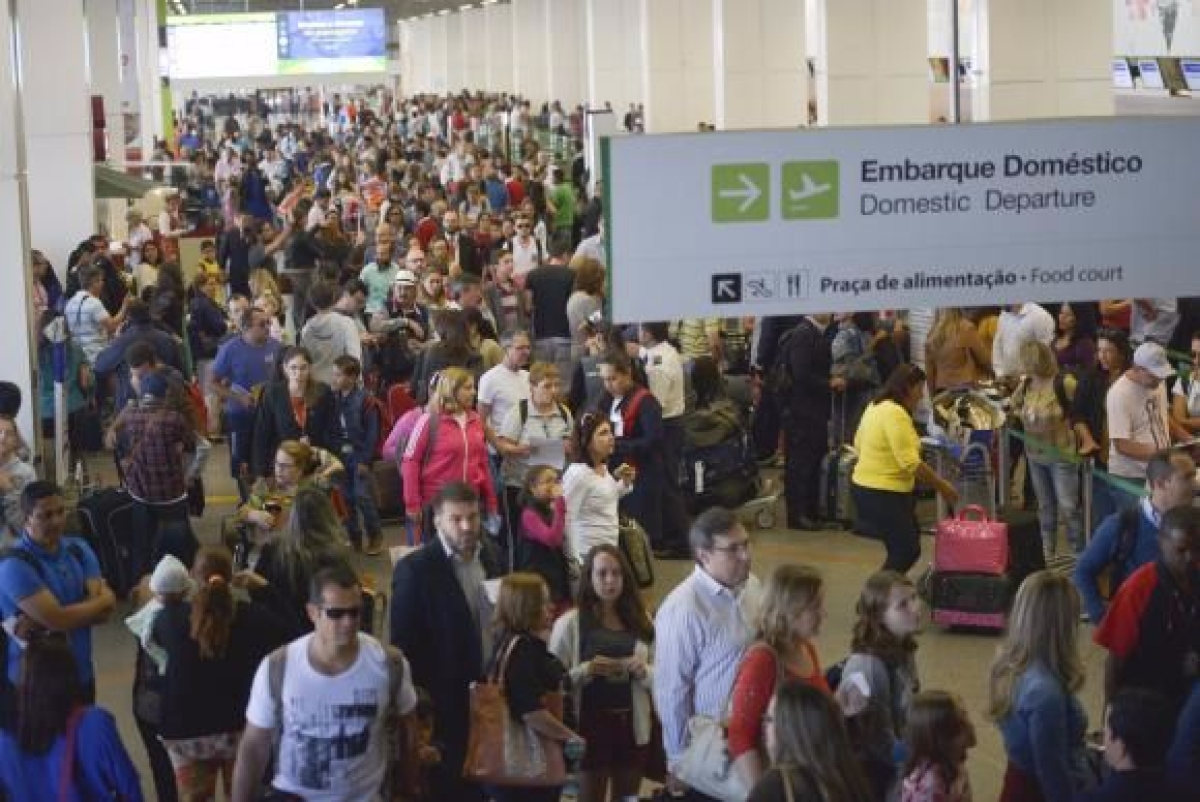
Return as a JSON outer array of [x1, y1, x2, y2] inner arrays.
[[563, 412, 636, 563]]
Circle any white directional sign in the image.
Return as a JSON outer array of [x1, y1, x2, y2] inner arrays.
[[601, 117, 1200, 321]]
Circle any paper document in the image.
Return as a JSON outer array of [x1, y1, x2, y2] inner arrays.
[[527, 437, 566, 468]]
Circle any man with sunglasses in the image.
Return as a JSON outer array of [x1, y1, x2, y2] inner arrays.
[[211, 307, 282, 501], [234, 562, 418, 802]]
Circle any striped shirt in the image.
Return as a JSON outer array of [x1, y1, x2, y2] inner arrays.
[[653, 566, 762, 764]]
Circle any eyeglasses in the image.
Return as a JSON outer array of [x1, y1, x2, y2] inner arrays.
[[274, 460, 297, 470], [322, 606, 362, 621], [708, 540, 751, 556]]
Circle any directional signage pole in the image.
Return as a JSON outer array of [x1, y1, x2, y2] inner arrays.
[[601, 117, 1200, 322]]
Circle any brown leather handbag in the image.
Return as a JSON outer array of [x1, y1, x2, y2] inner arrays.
[[463, 635, 567, 787]]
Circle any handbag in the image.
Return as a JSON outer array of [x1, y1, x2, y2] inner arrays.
[[674, 642, 781, 802], [933, 504, 1009, 575], [463, 635, 567, 788]]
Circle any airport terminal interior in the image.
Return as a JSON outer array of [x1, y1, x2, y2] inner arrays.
[[1, 0, 1199, 800]]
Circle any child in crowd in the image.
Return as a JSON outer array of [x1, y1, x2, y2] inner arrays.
[[331, 356, 383, 555], [515, 465, 571, 611], [1079, 688, 1188, 801], [124, 554, 193, 674], [840, 570, 923, 799], [901, 690, 976, 802]]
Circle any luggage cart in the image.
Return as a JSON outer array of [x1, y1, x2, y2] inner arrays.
[[922, 437, 998, 522]]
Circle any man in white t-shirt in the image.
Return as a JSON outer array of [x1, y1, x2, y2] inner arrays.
[[509, 216, 542, 278], [1107, 343, 1191, 491], [64, 265, 128, 365], [232, 563, 418, 802], [477, 330, 532, 449]]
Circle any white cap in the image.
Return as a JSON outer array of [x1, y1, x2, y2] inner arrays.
[[149, 554, 192, 595], [394, 269, 418, 286], [1133, 342, 1175, 379]]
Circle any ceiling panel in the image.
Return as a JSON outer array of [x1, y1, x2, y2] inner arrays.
[[170, 1, 494, 19]]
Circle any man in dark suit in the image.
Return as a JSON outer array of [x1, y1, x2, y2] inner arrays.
[[390, 482, 497, 801], [217, 213, 257, 297], [443, 210, 482, 277], [776, 314, 844, 530]]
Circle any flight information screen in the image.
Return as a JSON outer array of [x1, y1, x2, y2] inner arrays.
[[167, 9, 386, 79]]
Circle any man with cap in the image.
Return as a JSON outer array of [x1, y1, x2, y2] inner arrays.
[[368, 269, 428, 385], [1106, 342, 1193, 504], [113, 370, 203, 580]]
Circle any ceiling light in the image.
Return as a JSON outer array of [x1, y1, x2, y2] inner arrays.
[[335, 2, 346, 8], [437, 8, 452, 15], [460, 3, 475, 10]]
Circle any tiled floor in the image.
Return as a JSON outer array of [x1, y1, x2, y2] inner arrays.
[[87, 447, 1107, 800]]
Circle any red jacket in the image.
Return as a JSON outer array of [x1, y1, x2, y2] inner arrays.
[[401, 410, 497, 515]]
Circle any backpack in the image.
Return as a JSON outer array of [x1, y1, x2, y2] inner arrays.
[[768, 325, 802, 399], [397, 411, 441, 471], [362, 394, 393, 461], [517, 398, 571, 429]]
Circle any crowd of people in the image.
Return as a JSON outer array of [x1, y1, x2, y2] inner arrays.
[[0, 88, 1197, 800]]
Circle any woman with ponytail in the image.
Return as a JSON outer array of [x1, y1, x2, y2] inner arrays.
[[151, 546, 291, 800]]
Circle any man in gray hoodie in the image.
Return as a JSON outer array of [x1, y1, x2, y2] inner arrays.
[[299, 281, 362, 386]]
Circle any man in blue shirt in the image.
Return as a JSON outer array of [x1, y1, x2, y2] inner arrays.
[[211, 306, 282, 501], [0, 481, 114, 703], [1075, 450, 1196, 624]]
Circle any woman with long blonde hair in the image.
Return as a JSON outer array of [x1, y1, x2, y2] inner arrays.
[[924, 307, 991, 393], [988, 571, 1088, 802]]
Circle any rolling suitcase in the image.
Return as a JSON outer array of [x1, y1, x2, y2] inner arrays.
[[1000, 507, 1045, 588], [75, 488, 136, 599], [819, 445, 857, 528], [372, 460, 404, 521], [929, 571, 1015, 630], [820, 395, 857, 527]]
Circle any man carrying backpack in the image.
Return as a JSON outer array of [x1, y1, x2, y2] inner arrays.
[[1075, 449, 1197, 624]]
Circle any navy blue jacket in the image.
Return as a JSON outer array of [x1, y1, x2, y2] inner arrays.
[[333, 386, 380, 465]]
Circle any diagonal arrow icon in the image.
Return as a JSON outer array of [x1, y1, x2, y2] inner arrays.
[[719, 173, 762, 214]]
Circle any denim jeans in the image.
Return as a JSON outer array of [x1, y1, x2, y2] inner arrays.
[[130, 498, 198, 581], [1026, 458, 1083, 554], [340, 460, 382, 544]]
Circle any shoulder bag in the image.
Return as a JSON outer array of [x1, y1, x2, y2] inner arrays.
[[462, 634, 567, 787], [675, 642, 782, 802]]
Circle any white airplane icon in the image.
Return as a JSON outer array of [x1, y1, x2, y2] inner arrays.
[[787, 173, 832, 205]]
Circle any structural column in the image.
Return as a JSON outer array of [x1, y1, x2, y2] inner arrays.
[[462, 6, 487, 91], [512, 0, 549, 103], [545, 0, 585, 109], [640, 0, 715, 133], [483, 0, 514, 95], [445, 11, 466, 94], [714, 0, 808, 130], [17, 0, 96, 272], [428, 13, 450, 96], [811, 0, 928, 125], [0, 0, 40, 453], [86, 0, 124, 165], [584, 0, 643, 116], [972, 0, 1113, 120]]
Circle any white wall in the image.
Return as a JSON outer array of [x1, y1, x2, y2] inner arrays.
[[1115, 0, 1200, 54]]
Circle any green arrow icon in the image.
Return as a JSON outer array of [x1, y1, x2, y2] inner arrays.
[[712, 163, 769, 223], [782, 161, 839, 220]]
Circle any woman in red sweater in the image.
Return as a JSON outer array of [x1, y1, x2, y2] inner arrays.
[[401, 366, 498, 527], [728, 564, 830, 789]]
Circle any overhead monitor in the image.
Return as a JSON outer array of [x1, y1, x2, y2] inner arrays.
[[1181, 59, 1200, 91], [1112, 58, 1135, 90], [1138, 58, 1165, 90], [166, 9, 387, 79]]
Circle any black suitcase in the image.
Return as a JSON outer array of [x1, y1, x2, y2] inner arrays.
[[75, 488, 136, 599], [929, 571, 1015, 631], [1000, 507, 1046, 588]]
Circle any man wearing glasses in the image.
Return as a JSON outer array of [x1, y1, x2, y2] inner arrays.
[[234, 562, 418, 802], [211, 307, 282, 501], [510, 215, 543, 279], [654, 507, 762, 800]]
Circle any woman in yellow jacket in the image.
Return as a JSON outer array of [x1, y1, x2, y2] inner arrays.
[[851, 364, 958, 573]]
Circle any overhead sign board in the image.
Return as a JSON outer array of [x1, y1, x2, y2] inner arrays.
[[602, 118, 1200, 321]]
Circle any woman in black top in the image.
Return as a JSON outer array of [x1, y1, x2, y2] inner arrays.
[[411, 309, 483, 404], [490, 573, 584, 802], [153, 546, 290, 799], [251, 345, 336, 479]]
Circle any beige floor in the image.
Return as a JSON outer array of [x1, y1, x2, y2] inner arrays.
[[87, 448, 1107, 800]]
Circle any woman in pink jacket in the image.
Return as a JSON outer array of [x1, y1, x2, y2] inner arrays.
[[401, 366, 498, 528]]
